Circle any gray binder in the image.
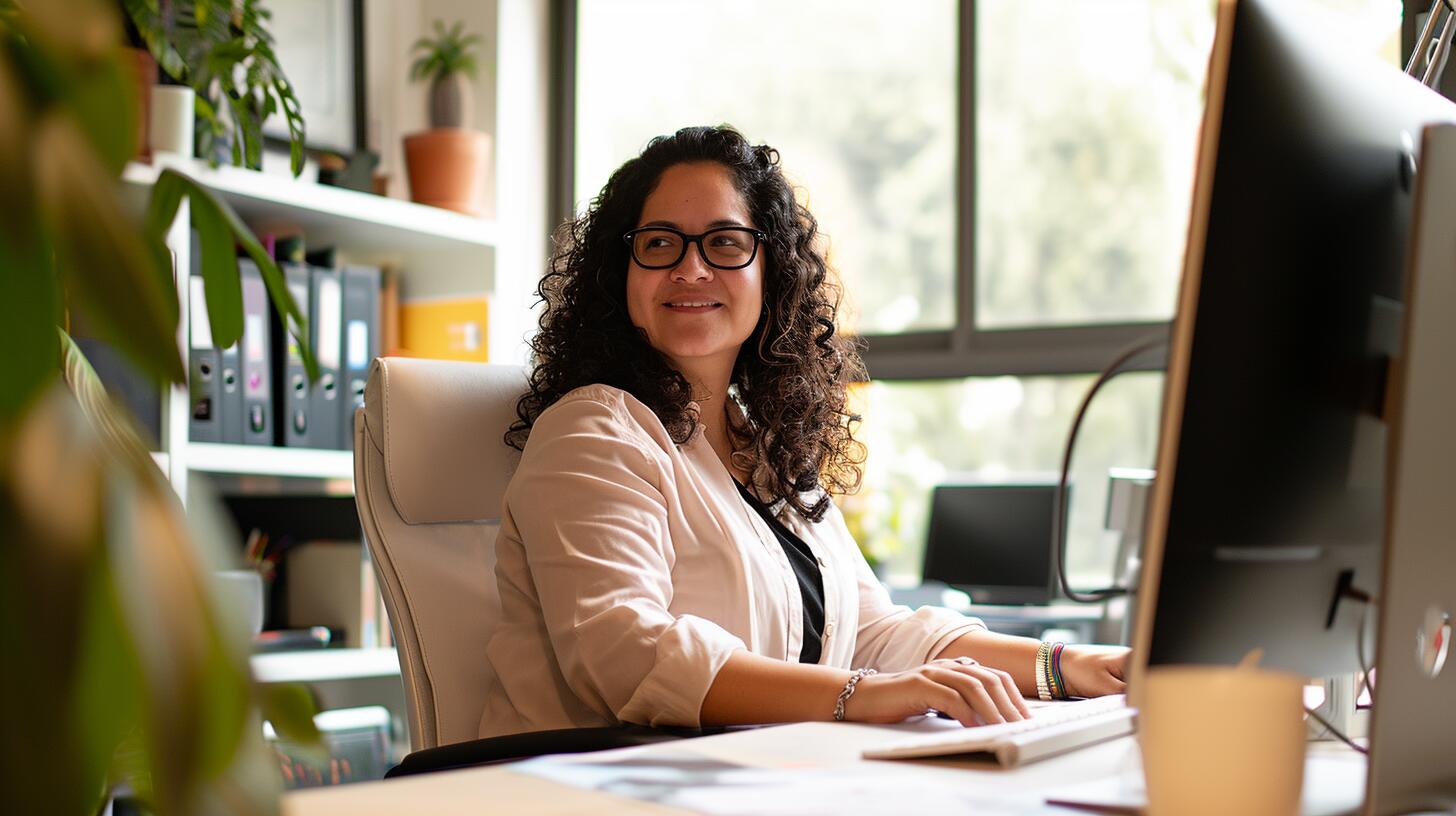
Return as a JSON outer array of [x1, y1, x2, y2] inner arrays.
[[187, 273, 222, 443], [339, 265, 380, 450], [238, 261, 272, 445], [308, 265, 343, 450], [273, 262, 314, 447]]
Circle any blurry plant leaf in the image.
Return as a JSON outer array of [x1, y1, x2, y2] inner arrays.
[[0, 386, 108, 816], [187, 177, 245, 350], [63, 41, 137, 175], [0, 232, 60, 422], [61, 330, 154, 472], [260, 684, 324, 757], [73, 550, 144, 810], [35, 113, 183, 387], [0, 39, 33, 220]]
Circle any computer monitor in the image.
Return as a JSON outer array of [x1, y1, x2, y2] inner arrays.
[[923, 484, 1058, 605], [1130, 0, 1456, 684]]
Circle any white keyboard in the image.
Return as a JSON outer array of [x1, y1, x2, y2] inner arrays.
[[862, 695, 1136, 767]]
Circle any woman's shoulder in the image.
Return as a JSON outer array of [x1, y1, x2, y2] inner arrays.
[[530, 383, 670, 446]]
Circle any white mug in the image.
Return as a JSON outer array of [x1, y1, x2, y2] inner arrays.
[[1139, 665, 1307, 816], [149, 84, 194, 158]]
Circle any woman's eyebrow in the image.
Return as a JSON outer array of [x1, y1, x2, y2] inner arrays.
[[638, 218, 751, 229]]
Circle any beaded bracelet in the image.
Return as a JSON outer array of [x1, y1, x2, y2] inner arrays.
[[1050, 642, 1068, 700], [833, 668, 877, 721], [1035, 641, 1053, 701]]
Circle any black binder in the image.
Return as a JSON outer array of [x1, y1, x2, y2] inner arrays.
[[339, 265, 380, 451], [308, 265, 343, 450], [272, 262, 314, 447], [238, 261, 272, 445]]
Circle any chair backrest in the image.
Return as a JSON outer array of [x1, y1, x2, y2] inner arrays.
[[353, 357, 527, 751]]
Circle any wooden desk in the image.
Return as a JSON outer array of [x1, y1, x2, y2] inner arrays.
[[284, 720, 1367, 815]]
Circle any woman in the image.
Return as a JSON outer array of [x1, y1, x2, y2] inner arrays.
[[480, 125, 1127, 740]]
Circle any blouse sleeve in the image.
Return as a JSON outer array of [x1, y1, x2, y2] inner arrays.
[[845, 513, 986, 671], [504, 394, 747, 727]]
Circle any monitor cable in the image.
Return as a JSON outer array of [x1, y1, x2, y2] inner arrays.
[[1053, 335, 1168, 603]]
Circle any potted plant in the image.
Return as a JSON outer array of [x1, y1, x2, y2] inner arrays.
[[1, 2, 318, 812], [122, 0, 307, 175], [404, 19, 490, 215]]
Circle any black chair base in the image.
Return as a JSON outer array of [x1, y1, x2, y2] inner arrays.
[[386, 724, 744, 778]]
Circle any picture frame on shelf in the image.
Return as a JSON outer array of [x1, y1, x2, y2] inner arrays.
[[264, 0, 367, 155]]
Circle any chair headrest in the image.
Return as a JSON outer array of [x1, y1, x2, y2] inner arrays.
[[362, 358, 527, 525]]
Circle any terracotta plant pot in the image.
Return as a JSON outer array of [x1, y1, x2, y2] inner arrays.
[[127, 47, 157, 161], [404, 128, 491, 216]]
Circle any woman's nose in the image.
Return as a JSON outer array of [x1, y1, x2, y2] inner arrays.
[[670, 247, 713, 282]]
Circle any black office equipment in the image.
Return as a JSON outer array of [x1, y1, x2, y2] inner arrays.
[[1130, 0, 1456, 680], [339, 264, 380, 450], [923, 484, 1059, 605], [272, 262, 314, 447], [308, 265, 344, 450], [238, 261, 273, 445]]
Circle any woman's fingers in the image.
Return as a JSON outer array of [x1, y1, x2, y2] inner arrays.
[[984, 666, 1031, 717], [927, 666, 1018, 725]]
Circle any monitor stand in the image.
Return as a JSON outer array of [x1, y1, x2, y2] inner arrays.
[[1364, 122, 1456, 815]]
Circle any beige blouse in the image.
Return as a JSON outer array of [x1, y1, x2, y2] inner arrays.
[[479, 384, 985, 739]]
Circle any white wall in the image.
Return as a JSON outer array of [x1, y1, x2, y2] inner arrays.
[[365, 0, 499, 218]]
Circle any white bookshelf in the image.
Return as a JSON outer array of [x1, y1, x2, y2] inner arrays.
[[187, 443, 354, 481], [251, 648, 400, 684], [120, 157, 499, 298]]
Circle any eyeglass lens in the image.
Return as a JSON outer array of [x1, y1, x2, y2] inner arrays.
[[631, 228, 759, 269]]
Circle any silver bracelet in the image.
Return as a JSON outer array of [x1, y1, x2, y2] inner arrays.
[[833, 668, 877, 721]]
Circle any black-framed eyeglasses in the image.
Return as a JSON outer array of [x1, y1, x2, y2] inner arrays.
[[622, 226, 768, 271]]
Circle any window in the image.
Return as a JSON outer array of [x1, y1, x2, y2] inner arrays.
[[565, 0, 1408, 586], [573, 0, 959, 335]]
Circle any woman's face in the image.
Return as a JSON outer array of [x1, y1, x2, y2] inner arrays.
[[626, 161, 765, 378]]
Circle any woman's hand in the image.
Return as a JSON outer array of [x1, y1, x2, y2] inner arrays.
[[841, 658, 1031, 726], [1058, 645, 1130, 698]]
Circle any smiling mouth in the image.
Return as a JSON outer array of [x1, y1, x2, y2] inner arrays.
[[663, 300, 723, 310]]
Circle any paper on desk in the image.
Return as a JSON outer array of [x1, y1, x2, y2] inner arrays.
[[514, 751, 1084, 816], [1039, 748, 1368, 816]]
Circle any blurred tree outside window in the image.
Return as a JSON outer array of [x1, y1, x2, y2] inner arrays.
[[572, 0, 1405, 587]]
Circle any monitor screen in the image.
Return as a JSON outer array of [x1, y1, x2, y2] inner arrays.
[[923, 484, 1058, 605], [1131, 0, 1456, 680]]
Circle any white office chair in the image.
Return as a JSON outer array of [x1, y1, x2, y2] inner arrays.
[[353, 358, 706, 776], [353, 357, 527, 752]]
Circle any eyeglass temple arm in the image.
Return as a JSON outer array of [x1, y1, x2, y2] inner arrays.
[[1406, 0, 1456, 89]]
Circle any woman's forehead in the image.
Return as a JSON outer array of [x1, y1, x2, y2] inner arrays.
[[638, 162, 752, 227]]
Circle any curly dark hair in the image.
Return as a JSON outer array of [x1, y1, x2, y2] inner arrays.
[[507, 125, 866, 522]]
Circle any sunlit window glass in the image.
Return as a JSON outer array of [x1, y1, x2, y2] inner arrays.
[[575, 0, 958, 335], [841, 374, 1163, 587]]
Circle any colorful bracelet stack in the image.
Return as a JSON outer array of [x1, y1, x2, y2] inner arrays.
[[1035, 641, 1070, 701]]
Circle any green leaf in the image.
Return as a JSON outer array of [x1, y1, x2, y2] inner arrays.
[[187, 182, 244, 350], [0, 228, 60, 422], [35, 113, 184, 388], [64, 44, 138, 175], [259, 684, 323, 755], [72, 550, 144, 806]]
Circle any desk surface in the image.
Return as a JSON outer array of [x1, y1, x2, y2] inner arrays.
[[284, 719, 1367, 815]]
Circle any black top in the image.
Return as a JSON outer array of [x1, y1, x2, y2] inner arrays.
[[733, 479, 826, 664]]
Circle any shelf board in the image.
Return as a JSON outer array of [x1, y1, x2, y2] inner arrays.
[[188, 443, 354, 481], [122, 159, 498, 258], [251, 648, 400, 684]]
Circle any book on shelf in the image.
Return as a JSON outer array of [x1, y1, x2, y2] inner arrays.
[[284, 540, 391, 650], [398, 293, 489, 362]]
